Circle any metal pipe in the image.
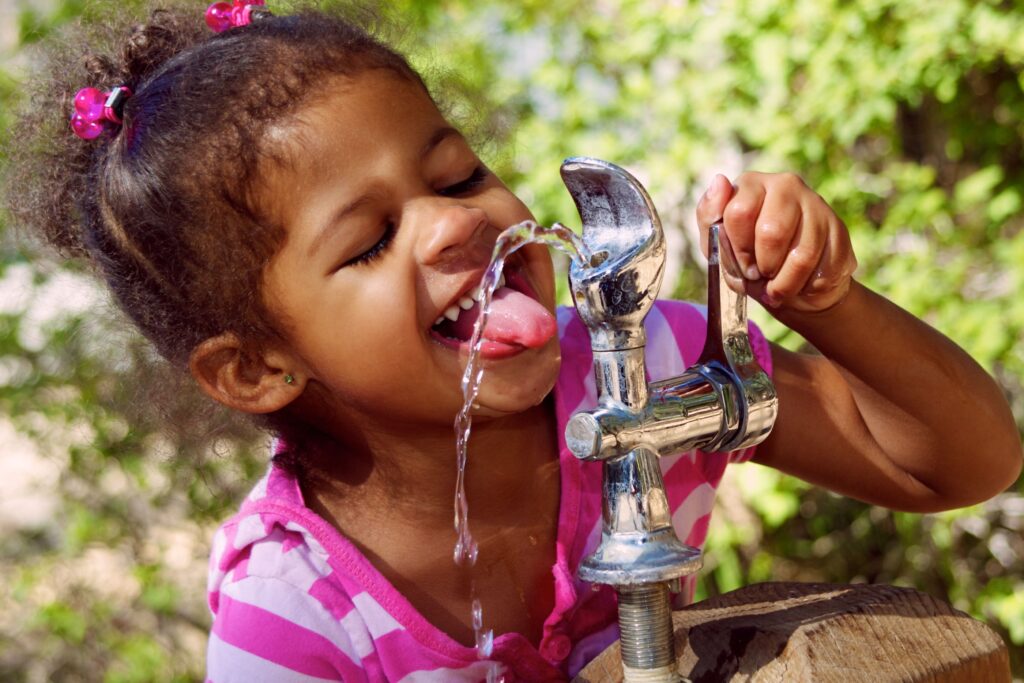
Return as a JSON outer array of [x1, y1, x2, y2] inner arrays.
[[618, 584, 674, 669]]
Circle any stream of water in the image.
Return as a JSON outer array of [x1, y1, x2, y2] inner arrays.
[[452, 220, 589, 670]]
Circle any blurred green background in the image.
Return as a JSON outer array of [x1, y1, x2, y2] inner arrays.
[[1, 0, 1022, 680]]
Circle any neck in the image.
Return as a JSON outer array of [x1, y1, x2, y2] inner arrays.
[[296, 398, 561, 533], [293, 398, 562, 647]]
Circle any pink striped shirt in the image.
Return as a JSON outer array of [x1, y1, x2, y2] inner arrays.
[[206, 300, 772, 682]]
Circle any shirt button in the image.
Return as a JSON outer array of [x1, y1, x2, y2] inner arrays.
[[540, 633, 572, 663]]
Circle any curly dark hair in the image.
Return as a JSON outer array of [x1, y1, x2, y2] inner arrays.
[[3, 1, 426, 368]]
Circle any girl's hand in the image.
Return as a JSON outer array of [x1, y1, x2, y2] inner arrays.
[[696, 172, 857, 314]]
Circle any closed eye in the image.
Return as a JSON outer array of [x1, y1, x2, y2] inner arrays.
[[438, 166, 488, 197], [339, 222, 396, 269]]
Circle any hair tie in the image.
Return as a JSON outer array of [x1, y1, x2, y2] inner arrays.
[[205, 0, 270, 33], [70, 86, 132, 140]]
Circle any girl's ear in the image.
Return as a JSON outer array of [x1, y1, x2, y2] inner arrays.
[[189, 332, 307, 414]]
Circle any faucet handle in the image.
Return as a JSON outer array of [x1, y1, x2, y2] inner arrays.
[[697, 222, 778, 452], [699, 222, 748, 364]]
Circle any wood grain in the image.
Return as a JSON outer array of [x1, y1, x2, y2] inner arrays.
[[573, 582, 1010, 682]]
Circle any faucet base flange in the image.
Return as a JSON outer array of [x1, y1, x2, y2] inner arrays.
[[578, 528, 703, 586]]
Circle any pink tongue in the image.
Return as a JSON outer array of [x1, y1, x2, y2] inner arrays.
[[459, 287, 556, 349]]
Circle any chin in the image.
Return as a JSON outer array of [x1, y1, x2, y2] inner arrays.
[[472, 339, 561, 417]]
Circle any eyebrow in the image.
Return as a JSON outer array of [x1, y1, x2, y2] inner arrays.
[[422, 126, 461, 156], [306, 126, 464, 259]]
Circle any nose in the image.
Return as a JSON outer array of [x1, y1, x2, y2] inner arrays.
[[414, 201, 488, 265]]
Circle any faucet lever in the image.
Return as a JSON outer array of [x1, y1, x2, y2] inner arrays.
[[699, 221, 747, 363], [694, 222, 778, 452]]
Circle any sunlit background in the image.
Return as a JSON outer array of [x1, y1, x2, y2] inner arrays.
[[1, 0, 1022, 680]]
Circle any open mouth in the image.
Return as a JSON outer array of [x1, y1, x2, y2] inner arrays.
[[429, 264, 556, 359]]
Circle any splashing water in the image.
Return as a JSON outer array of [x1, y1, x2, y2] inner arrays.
[[453, 220, 589, 566], [452, 219, 589, 662]]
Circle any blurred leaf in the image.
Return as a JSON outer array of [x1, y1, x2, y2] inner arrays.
[[954, 165, 1004, 209], [35, 602, 87, 644]]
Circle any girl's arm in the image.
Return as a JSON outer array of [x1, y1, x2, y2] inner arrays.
[[763, 281, 1021, 512], [697, 173, 1022, 513]]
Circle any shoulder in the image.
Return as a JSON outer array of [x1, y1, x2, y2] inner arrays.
[[207, 465, 495, 682], [205, 524, 370, 679], [207, 572, 369, 682], [207, 465, 332, 609], [207, 466, 373, 680]]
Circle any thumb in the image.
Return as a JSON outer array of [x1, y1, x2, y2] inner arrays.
[[696, 173, 734, 256], [696, 174, 734, 229]]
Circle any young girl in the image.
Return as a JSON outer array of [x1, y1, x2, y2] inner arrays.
[[6, 2, 1020, 681]]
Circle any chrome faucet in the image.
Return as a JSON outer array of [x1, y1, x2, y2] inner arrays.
[[560, 157, 778, 682]]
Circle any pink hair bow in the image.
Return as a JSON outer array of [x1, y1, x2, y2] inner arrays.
[[70, 86, 132, 140], [205, 0, 267, 33]]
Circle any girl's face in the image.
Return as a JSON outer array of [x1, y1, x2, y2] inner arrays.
[[260, 70, 560, 435]]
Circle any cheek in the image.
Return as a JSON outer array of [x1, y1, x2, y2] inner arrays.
[[286, 277, 422, 371], [309, 326, 435, 412], [335, 293, 421, 356], [490, 187, 535, 225]]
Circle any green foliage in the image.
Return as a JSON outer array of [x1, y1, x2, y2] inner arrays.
[[35, 601, 88, 644], [1, 0, 1022, 679], [17, 0, 87, 45]]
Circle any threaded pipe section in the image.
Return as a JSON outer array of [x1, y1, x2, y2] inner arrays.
[[617, 583, 675, 674]]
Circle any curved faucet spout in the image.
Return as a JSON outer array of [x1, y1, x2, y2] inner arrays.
[[562, 157, 666, 352]]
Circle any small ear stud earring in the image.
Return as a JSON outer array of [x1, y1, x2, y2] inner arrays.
[[284, 374, 295, 385]]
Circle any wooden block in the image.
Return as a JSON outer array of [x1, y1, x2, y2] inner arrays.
[[574, 582, 1010, 683]]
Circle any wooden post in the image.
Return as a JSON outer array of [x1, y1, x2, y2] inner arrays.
[[574, 582, 1010, 682]]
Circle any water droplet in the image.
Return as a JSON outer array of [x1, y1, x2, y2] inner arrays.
[[476, 627, 494, 658]]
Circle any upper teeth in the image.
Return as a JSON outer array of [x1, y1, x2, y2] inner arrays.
[[433, 272, 508, 326]]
